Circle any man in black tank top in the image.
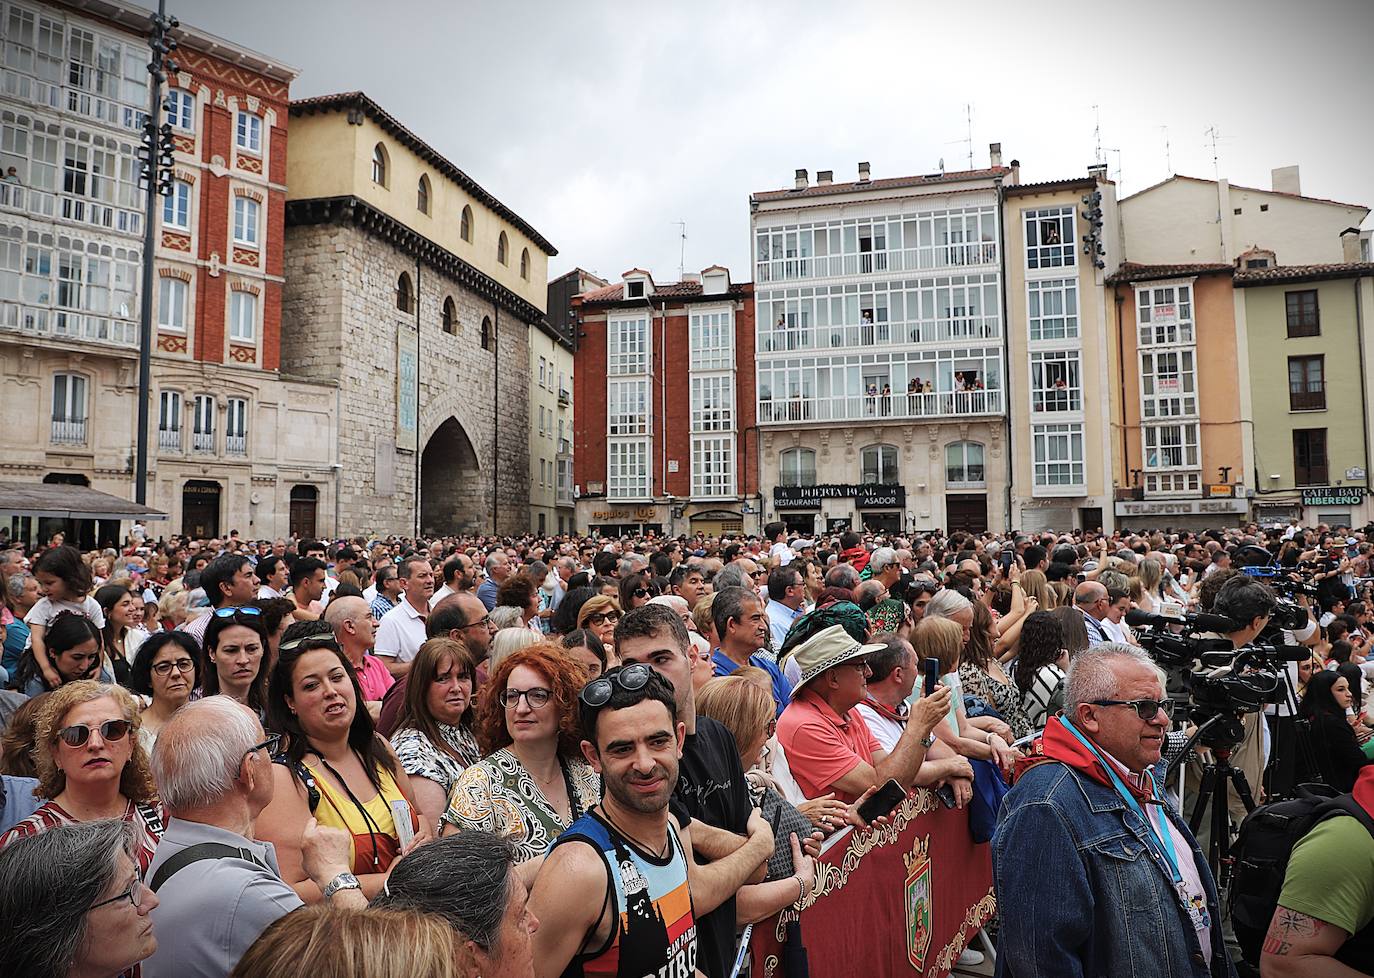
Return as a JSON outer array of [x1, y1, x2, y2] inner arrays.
[[529, 664, 774, 978]]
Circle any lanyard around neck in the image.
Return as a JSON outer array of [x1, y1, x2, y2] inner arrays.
[[1059, 717, 1183, 886]]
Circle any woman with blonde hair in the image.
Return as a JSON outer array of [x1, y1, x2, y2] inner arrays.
[[912, 617, 1017, 773], [487, 627, 541, 671], [230, 905, 470, 978], [1135, 557, 1164, 613], [575, 594, 621, 649], [0, 680, 164, 872], [1018, 569, 1054, 612]]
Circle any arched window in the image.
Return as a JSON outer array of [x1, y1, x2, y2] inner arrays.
[[481, 315, 492, 351], [371, 143, 388, 186], [861, 444, 899, 485], [460, 205, 473, 243], [779, 448, 816, 487], [442, 297, 458, 335], [497, 231, 508, 265], [417, 174, 431, 214], [946, 442, 985, 486], [396, 272, 413, 313], [519, 247, 530, 280]]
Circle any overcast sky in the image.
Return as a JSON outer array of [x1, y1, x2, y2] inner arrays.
[[175, 0, 1374, 284]]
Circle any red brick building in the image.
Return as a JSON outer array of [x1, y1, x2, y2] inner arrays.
[[572, 267, 758, 537]]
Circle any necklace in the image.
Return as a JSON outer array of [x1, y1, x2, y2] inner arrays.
[[598, 805, 670, 860]]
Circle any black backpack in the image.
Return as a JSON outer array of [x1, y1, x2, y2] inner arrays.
[[1230, 783, 1374, 965]]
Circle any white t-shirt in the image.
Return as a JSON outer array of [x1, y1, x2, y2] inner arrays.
[[854, 701, 905, 753], [25, 595, 105, 631], [374, 599, 428, 664], [769, 541, 793, 567]]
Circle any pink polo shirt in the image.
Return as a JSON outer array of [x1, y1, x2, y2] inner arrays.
[[355, 653, 395, 703], [777, 686, 883, 803]]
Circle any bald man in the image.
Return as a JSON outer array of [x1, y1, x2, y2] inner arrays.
[[325, 595, 394, 716], [1073, 581, 1111, 645]]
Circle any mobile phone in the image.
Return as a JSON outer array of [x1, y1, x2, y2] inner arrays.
[[857, 778, 907, 823], [924, 657, 940, 697], [1001, 549, 1014, 573]]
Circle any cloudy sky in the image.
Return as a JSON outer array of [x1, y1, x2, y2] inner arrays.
[[177, 0, 1373, 283]]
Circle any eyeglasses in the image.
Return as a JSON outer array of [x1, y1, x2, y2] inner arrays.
[[91, 877, 147, 911], [152, 657, 196, 677], [580, 663, 653, 707], [241, 732, 281, 765], [499, 686, 552, 709], [214, 606, 262, 618], [750, 570, 767, 580], [1091, 699, 1175, 721], [464, 614, 492, 630], [279, 634, 340, 653], [585, 611, 621, 627], [765, 718, 777, 738], [58, 719, 131, 748]]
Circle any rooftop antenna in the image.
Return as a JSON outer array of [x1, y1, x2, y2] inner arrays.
[[1093, 104, 1103, 164], [945, 104, 973, 170], [1160, 125, 1171, 173], [1204, 125, 1222, 179], [673, 220, 686, 281]]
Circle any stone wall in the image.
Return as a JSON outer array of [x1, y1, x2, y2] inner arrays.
[[282, 221, 530, 536]]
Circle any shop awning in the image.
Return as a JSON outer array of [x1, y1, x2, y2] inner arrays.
[[0, 482, 168, 521]]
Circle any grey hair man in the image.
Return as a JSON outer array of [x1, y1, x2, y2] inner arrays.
[[143, 698, 363, 978], [711, 562, 753, 593], [477, 550, 510, 611], [868, 547, 901, 590], [373, 831, 538, 978], [993, 644, 1230, 977], [823, 562, 861, 595]]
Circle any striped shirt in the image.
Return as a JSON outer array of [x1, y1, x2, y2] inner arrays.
[[0, 797, 166, 875]]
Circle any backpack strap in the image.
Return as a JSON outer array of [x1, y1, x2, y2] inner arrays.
[[271, 755, 320, 812], [1322, 795, 1374, 839], [149, 841, 270, 892]]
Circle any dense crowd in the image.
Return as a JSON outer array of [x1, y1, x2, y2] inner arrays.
[[0, 519, 1372, 977]]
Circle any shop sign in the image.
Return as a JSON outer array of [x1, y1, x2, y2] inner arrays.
[[1207, 484, 1234, 498], [773, 484, 907, 510], [1114, 498, 1248, 517], [590, 507, 658, 522], [1300, 488, 1368, 507]]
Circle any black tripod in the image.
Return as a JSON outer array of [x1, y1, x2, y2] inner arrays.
[[1166, 713, 1258, 886]]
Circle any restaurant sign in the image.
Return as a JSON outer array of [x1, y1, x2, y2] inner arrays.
[[773, 484, 906, 510]]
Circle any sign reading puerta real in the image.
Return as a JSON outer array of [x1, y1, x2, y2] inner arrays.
[[773, 484, 907, 509]]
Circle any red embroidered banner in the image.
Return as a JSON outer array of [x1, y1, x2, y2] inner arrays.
[[749, 791, 995, 978]]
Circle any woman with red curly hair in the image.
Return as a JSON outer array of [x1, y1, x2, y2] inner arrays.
[[439, 643, 599, 864]]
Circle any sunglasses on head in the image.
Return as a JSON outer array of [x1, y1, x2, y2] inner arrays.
[[214, 606, 262, 618], [279, 634, 340, 653], [58, 718, 131, 748], [580, 662, 653, 707]]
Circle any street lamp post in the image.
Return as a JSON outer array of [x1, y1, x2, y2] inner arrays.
[[134, 1, 178, 505]]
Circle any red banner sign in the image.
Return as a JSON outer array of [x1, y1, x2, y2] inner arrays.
[[748, 791, 995, 978]]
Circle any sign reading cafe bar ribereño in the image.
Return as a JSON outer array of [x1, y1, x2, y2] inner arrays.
[[773, 484, 906, 510]]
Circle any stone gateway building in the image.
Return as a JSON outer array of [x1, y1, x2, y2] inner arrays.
[[282, 93, 555, 536]]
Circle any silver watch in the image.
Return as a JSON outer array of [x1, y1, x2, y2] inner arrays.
[[322, 871, 361, 900], [921, 732, 937, 749]]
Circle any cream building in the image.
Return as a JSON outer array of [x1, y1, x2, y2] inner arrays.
[[529, 316, 575, 537]]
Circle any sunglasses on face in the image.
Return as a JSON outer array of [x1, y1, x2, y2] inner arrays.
[[580, 662, 653, 707], [152, 657, 196, 676], [1091, 698, 1175, 721], [58, 718, 131, 748], [632, 588, 658, 599], [586, 612, 620, 627], [500, 686, 552, 709]]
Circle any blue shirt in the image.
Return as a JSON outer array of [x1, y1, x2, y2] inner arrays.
[[476, 578, 499, 612], [1, 618, 28, 675], [711, 649, 793, 717], [369, 594, 397, 621], [0, 775, 41, 834]]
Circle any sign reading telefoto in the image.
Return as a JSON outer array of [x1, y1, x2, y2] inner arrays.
[[773, 484, 906, 510], [1114, 498, 1248, 517]]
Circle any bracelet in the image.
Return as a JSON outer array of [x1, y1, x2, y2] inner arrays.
[[794, 875, 807, 903]]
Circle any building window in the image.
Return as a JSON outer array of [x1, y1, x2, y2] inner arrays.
[[1293, 428, 1328, 486], [626, 280, 645, 298], [1140, 350, 1197, 418], [192, 394, 215, 453], [229, 291, 256, 342], [692, 435, 735, 497], [497, 231, 509, 266], [779, 448, 817, 487], [1030, 351, 1082, 413], [690, 375, 734, 432], [1024, 206, 1075, 269], [460, 205, 473, 243], [1027, 279, 1078, 341], [166, 88, 195, 131], [417, 174, 431, 215], [158, 390, 181, 451], [396, 272, 413, 313], [1032, 422, 1084, 487], [946, 441, 985, 487], [162, 180, 191, 230], [608, 439, 649, 499], [1288, 355, 1325, 412], [226, 397, 247, 455], [234, 112, 261, 154], [520, 248, 529, 280], [232, 196, 259, 246], [608, 316, 649, 375], [1286, 290, 1320, 337], [442, 297, 457, 335], [481, 316, 492, 350], [51, 373, 86, 444], [1143, 423, 1199, 470], [157, 276, 186, 331], [690, 309, 734, 369], [608, 379, 649, 435], [371, 143, 388, 187], [861, 444, 899, 485], [1137, 283, 1194, 346]]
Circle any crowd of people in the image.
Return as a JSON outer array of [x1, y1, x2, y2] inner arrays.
[[0, 518, 1372, 976]]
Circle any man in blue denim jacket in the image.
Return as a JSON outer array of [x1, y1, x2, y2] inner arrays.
[[993, 644, 1236, 978]]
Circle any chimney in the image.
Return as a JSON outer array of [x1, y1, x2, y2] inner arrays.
[[817, 169, 833, 186], [1087, 162, 1108, 181], [1272, 165, 1301, 196], [794, 168, 809, 191], [858, 161, 871, 183], [1009, 159, 1021, 186], [1341, 227, 1362, 263], [989, 142, 1002, 168]]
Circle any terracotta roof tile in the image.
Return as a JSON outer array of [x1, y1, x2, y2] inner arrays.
[[752, 166, 1010, 202], [577, 280, 751, 305], [1106, 262, 1234, 284], [1235, 262, 1374, 285]]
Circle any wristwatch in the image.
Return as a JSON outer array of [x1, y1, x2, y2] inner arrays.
[[921, 731, 937, 749], [322, 871, 361, 900]]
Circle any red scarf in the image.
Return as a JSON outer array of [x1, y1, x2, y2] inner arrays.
[[1354, 765, 1374, 817], [862, 695, 908, 725], [840, 546, 870, 572], [1016, 716, 1154, 805]]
